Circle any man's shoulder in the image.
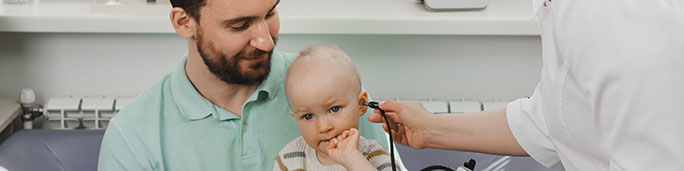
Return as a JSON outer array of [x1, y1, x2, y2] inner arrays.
[[109, 75, 171, 129], [99, 83, 168, 170]]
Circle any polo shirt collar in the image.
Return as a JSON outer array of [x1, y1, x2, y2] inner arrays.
[[170, 49, 285, 120]]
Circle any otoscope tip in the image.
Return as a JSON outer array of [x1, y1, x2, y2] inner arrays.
[[364, 101, 380, 109]]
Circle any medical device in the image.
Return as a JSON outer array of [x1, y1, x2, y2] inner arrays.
[[364, 101, 477, 171], [421, 159, 476, 171], [363, 101, 397, 171]]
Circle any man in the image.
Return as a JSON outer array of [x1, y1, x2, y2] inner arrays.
[[97, 0, 389, 170]]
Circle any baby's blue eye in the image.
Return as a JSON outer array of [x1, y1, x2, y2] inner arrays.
[[329, 106, 340, 113], [302, 114, 313, 120]]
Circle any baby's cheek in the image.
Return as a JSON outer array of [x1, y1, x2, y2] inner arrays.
[[343, 113, 361, 129], [298, 126, 317, 145]]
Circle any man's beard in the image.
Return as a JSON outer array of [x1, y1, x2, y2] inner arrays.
[[195, 33, 277, 86]]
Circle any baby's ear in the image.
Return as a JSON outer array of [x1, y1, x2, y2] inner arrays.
[[358, 90, 369, 116]]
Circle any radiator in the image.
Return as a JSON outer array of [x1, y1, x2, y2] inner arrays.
[[43, 95, 134, 129], [41, 96, 512, 130]]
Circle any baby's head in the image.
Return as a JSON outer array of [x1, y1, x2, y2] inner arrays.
[[285, 45, 369, 156]]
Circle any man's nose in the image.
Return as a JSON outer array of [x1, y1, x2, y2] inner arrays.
[[249, 21, 275, 52]]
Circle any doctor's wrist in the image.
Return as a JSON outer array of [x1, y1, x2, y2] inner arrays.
[[416, 113, 442, 148], [422, 113, 461, 149]]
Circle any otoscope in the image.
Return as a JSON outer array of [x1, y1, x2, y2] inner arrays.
[[364, 101, 477, 171], [363, 101, 397, 171]]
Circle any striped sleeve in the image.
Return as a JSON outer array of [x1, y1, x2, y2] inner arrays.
[[273, 136, 308, 171], [359, 136, 395, 171]]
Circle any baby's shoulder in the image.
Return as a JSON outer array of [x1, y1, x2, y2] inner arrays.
[[359, 136, 394, 171], [277, 136, 308, 157], [359, 136, 387, 153], [275, 136, 309, 170]]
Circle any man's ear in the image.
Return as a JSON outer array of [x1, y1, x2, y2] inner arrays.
[[358, 90, 369, 116], [170, 7, 198, 39]]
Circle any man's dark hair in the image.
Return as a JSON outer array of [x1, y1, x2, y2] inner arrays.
[[170, 0, 207, 22]]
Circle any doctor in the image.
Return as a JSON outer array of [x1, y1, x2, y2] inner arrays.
[[370, 0, 684, 170]]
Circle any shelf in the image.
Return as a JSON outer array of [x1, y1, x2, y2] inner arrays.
[[0, 0, 539, 35], [0, 99, 21, 133]]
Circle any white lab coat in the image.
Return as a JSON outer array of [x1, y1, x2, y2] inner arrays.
[[507, 0, 684, 170]]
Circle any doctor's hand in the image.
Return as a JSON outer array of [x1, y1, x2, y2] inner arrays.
[[368, 100, 437, 149]]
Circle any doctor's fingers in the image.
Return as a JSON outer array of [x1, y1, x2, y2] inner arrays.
[[381, 121, 403, 135], [373, 101, 431, 124], [377, 100, 406, 112], [378, 100, 426, 114], [369, 110, 402, 125], [377, 112, 404, 133], [368, 100, 403, 121], [388, 126, 410, 145]]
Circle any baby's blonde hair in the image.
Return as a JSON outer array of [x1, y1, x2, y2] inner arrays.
[[285, 44, 362, 94]]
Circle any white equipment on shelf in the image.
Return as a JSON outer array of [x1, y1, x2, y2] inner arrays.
[[44, 95, 134, 129], [376, 97, 512, 114]]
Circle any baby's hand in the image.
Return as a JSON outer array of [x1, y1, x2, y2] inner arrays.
[[326, 128, 361, 166]]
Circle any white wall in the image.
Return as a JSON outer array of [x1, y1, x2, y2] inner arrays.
[[278, 34, 543, 100], [0, 32, 542, 103]]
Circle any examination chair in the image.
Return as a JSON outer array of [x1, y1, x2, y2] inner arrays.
[[0, 130, 104, 171]]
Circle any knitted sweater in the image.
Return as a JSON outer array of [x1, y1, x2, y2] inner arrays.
[[273, 136, 394, 171]]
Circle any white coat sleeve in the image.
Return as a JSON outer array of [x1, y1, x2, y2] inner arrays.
[[506, 83, 560, 168]]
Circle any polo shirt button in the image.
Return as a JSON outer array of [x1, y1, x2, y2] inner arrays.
[[241, 124, 248, 131]]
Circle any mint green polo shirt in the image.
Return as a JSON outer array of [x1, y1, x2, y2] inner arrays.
[[97, 49, 389, 170]]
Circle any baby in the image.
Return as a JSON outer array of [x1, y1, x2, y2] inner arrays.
[[274, 45, 393, 171]]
